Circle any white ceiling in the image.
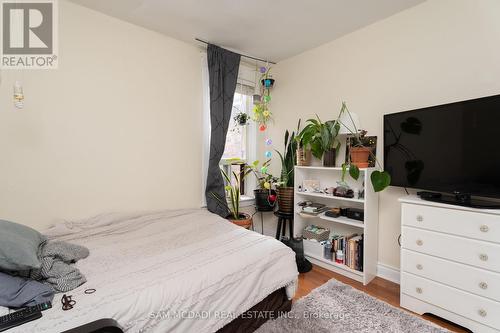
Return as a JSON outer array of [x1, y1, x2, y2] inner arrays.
[[68, 0, 425, 62]]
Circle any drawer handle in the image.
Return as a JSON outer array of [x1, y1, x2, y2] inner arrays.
[[416, 239, 423, 246], [480, 225, 489, 233], [416, 215, 424, 222], [478, 309, 487, 317], [416, 287, 423, 294], [416, 264, 423, 270], [479, 254, 489, 262], [479, 282, 488, 290]]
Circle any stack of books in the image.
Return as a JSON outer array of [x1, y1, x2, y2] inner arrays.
[[301, 203, 330, 216], [331, 234, 364, 272]]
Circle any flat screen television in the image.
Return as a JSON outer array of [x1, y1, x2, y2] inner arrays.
[[384, 94, 500, 208]]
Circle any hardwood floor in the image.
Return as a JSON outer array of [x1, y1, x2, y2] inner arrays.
[[296, 264, 471, 333]]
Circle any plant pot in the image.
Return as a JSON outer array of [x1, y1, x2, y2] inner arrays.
[[261, 78, 275, 89], [323, 148, 337, 167], [296, 148, 312, 166], [350, 147, 371, 168], [310, 156, 322, 167], [276, 187, 294, 214], [228, 213, 253, 229], [254, 189, 276, 212]]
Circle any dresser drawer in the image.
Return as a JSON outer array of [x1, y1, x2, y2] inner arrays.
[[402, 249, 500, 301], [402, 203, 500, 243], [401, 272, 500, 330], [402, 226, 500, 273]]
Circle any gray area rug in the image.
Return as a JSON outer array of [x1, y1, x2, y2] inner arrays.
[[257, 279, 450, 333]]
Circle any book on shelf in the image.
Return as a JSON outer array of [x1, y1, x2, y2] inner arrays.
[[329, 233, 364, 272]]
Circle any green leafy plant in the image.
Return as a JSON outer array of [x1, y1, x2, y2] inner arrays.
[[275, 122, 299, 187], [247, 159, 278, 190], [211, 162, 253, 220], [298, 116, 341, 159], [337, 102, 391, 192], [234, 112, 250, 126], [253, 66, 274, 126], [350, 129, 372, 146]]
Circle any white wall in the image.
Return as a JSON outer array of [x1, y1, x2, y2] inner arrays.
[[0, 0, 202, 229], [266, 0, 500, 269]]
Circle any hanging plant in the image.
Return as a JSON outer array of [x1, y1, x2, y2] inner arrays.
[[253, 65, 274, 127], [234, 112, 250, 126], [260, 66, 275, 89]]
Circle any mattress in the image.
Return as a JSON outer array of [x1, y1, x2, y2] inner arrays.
[[1, 209, 298, 333]]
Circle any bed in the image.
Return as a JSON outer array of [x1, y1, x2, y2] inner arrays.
[[0, 209, 298, 332]]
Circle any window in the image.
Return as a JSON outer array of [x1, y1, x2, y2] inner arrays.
[[221, 91, 256, 197], [222, 92, 251, 160]]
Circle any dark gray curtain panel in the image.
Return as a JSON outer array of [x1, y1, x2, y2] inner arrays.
[[205, 44, 241, 217]]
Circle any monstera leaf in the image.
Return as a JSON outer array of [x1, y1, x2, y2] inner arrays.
[[371, 171, 391, 192]]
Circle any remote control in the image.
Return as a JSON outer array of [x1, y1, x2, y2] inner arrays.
[[0, 302, 51, 332]]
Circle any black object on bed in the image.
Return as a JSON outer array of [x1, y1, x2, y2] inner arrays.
[[61, 319, 123, 333]]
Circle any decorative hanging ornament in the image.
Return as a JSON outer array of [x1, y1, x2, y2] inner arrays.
[[261, 166, 268, 174], [263, 182, 271, 189], [265, 151, 272, 158], [259, 66, 267, 74], [259, 124, 267, 132], [264, 79, 272, 88], [263, 95, 271, 103], [265, 138, 272, 146]]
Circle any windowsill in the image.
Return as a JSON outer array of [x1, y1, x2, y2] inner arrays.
[[201, 195, 255, 210], [239, 195, 255, 207]]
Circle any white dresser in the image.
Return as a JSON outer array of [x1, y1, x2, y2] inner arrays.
[[400, 196, 500, 333]]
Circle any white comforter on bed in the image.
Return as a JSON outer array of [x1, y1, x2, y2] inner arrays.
[[4, 209, 298, 333]]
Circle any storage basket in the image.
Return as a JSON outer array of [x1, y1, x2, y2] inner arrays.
[[302, 226, 330, 242]]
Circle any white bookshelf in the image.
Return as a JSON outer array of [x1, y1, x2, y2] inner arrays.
[[294, 165, 379, 285]]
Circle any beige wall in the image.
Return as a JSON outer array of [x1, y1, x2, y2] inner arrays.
[[0, 1, 202, 229], [267, 0, 500, 269]]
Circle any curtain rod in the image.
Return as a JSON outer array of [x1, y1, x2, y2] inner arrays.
[[195, 38, 277, 65]]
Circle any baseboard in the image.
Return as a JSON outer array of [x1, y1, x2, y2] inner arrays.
[[377, 262, 400, 284]]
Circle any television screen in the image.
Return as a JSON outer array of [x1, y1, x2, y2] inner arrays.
[[384, 94, 500, 199]]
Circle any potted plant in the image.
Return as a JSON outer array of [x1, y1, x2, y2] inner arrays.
[[248, 160, 278, 212], [337, 102, 391, 192], [212, 165, 254, 229], [349, 129, 372, 168], [260, 66, 275, 89], [253, 66, 274, 128], [275, 129, 297, 214], [294, 119, 311, 166], [234, 112, 250, 126], [299, 116, 341, 167]]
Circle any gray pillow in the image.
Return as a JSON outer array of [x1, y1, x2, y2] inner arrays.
[[0, 272, 54, 308], [0, 220, 46, 271]]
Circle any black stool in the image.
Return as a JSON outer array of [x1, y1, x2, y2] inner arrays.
[[274, 211, 294, 240]]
